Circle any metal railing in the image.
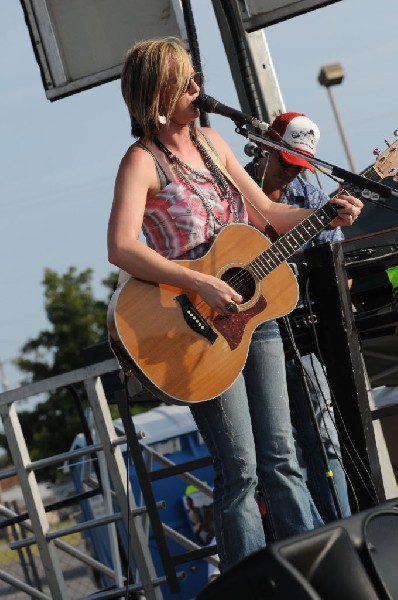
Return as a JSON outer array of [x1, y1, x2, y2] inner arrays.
[[0, 359, 216, 599]]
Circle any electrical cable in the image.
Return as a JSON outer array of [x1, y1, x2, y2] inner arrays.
[[300, 277, 381, 506], [297, 283, 361, 512], [280, 311, 349, 517]]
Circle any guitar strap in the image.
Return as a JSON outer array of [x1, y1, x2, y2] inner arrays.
[[117, 129, 279, 286], [198, 129, 279, 241], [198, 128, 246, 197]]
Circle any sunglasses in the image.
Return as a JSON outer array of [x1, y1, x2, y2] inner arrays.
[[183, 72, 203, 93]]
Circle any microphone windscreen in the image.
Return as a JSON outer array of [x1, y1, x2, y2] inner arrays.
[[244, 142, 259, 157], [194, 94, 217, 112]]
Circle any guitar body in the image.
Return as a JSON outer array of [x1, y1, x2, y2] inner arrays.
[[108, 223, 298, 404], [108, 135, 398, 405]]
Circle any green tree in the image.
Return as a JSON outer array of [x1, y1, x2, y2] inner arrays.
[[17, 268, 115, 379], [10, 267, 118, 480]]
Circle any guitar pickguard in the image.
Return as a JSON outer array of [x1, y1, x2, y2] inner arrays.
[[213, 295, 267, 350]]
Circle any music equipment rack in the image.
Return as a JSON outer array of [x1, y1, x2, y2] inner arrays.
[[282, 226, 398, 354], [282, 227, 398, 510]]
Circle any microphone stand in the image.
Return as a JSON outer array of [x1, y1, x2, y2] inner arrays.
[[236, 123, 356, 521], [236, 125, 397, 200], [280, 310, 344, 522]]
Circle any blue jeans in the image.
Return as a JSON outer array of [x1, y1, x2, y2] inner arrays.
[[286, 353, 351, 522], [190, 320, 323, 571]]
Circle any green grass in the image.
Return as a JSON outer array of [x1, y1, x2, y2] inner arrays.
[[0, 528, 82, 566]]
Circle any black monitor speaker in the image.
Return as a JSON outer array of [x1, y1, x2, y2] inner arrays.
[[196, 499, 398, 600]]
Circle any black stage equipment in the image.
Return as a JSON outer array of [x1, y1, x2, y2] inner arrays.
[[196, 499, 398, 600], [83, 339, 124, 402]]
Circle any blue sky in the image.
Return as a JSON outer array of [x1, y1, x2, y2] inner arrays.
[[1, 0, 397, 391]]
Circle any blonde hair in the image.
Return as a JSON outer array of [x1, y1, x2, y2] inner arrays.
[[121, 37, 196, 140]]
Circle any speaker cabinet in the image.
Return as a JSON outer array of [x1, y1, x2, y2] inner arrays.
[[196, 499, 398, 599]]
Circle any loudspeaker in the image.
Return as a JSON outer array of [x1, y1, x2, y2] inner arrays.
[[196, 499, 398, 600]]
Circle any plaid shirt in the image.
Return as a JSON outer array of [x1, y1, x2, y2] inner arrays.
[[244, 161, 344, 248]]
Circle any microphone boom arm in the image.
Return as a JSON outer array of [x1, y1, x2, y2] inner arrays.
[[245, 129, 397, 199], [195, 92, 397, 199]]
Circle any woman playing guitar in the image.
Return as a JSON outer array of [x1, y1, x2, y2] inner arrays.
[[107, 37, 362, 572]]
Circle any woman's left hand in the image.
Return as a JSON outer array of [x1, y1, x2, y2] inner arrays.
[[329, 192, 363, 227]]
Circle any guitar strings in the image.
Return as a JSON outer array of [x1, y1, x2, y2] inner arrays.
[[193, 153, 396, 316], [192, 204, 335, 315], [236, 158, 397, 298]]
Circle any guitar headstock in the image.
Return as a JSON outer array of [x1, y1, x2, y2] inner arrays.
[[372, 138, 398, 179], [332, 138, 398, 202]]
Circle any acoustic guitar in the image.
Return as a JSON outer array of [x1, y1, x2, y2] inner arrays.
[[108, 202, 339, 404], [108, 138, 398, 404]]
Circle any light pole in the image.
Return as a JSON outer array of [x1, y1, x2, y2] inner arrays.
[[318, 63, 356, 173]]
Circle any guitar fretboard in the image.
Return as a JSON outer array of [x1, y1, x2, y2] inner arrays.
[[249, 202, 338, 280]]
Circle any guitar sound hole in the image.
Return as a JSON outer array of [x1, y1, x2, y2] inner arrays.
[[221, 267, 256, 303]]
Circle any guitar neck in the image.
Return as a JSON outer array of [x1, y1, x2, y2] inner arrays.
[[249, 154, 388, 281], [249, 202, 338, 280]]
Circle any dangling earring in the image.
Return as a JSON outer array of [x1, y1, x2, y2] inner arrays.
[[158, 114, 166, 125]]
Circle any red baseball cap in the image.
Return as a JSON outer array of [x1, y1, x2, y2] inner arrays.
[[268, 112, 320, 172]]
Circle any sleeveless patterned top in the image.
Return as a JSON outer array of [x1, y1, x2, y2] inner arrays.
[[142, 170, 248, 260]]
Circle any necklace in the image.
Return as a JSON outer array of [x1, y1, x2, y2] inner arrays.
[[154, 135, 240, 228]]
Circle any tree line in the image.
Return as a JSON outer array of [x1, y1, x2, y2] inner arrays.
[[0, 267, 151, 481]]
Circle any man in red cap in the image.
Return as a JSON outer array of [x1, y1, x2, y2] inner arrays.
[[246, 112, 330, 218], [244, 112, 353, 526]]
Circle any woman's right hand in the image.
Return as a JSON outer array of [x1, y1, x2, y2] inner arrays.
[[195, 273, 242, 316]]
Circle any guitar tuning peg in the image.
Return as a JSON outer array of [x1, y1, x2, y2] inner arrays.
[[373, 148, 380, 155], [394, 130, 398, 137]]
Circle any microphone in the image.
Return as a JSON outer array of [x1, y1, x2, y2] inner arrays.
[[244, 141, 269, 160], [194, 94, 270, 131]]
